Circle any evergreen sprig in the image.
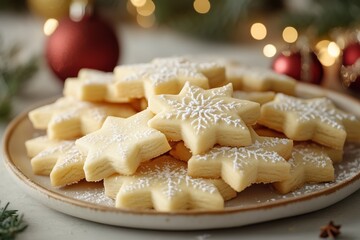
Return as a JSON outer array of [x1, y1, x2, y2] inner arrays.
[[0, 202, 27, 240], [0, 38, 38, 120]]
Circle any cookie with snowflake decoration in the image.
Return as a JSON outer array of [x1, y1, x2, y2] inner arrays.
[[226, 65, 296, 94], [30, 140, 86, 187], [273, 144, 336, 194], [76, 110, 171, 181], [188, 129, 293, 192], [148, 82, 260, 155], [259, 94, 360, 150], [104, 155, 236, 211], [233, 90, 275, 105], [114, 57, 226, 99], [28, 97, 136, 140]]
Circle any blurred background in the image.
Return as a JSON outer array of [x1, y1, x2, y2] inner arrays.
[[0, 0, 360, 119]]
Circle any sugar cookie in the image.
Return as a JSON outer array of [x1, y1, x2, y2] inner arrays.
[[30, 140, 86, 187], [226, 65, 296, 94], [259, 93, 360, 149], [233, 91, 275, 105], [28, 97, 136, 140], [76, 110, 171, 181], [114, 57, 226, 99], [273, 144, 335, 194], [25, 135, 61, 158], [148, 82, 260, 154], [104, 155, 236, 211], [63, 69, 132, 103], [188, 130, 292, 192]]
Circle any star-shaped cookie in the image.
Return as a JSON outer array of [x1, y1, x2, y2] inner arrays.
[[148, 82, 260, 154], [63, 69, 131, 103], [226, 65, 296, 94], [29, 97, 136, 140], [76, 110, 171, 181], [273, 144, 335, 194], [30, 140, 86, 187], [114, 57, 226, 99], [104, 155, 236, 211], [188, 130, 293, 192], [259, 93, 360, 149]]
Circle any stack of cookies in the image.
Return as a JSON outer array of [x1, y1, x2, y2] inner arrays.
[[25, 57, 360, 212]]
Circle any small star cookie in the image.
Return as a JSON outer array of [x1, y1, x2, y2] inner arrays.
[[148, 82, 260, 154], [63, 69, 131, 103], [226, 65, 296, 94], [30, 140, 86, 187], [273, 144, 335, 194], [114, 57, 226, 99], [188, 130, 293, 192], [76, 110, 171, 181], [104, 155, 236, 211], [259, 93, 360, 149], [29, 97, 136, 140], [25, 136, 62, 158]]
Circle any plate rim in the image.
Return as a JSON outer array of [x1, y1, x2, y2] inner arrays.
[[2, 82, 360, 217]]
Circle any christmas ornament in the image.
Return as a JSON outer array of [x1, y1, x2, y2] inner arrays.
[[46, 14, 120, 81], [27, 0, 71, 19], [271, 49, 324, 85], [341, 41, 360, 91]]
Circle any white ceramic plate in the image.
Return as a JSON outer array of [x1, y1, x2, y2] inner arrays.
[[2, 83, 360, 230]]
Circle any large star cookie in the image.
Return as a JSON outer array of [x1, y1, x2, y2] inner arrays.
[[148, 82, 260, 154], [188, 130, 293, 192], [63, 69, 131, 103], [114, 57, 226, 99], [226, 65, 296, 94], [76, 110, 171, 181], [273, 144, 336, 194], [104, 155, 236, 211], [259, 93, 360, 149], [30, 140, 85, 187], [29, 97, 136, 140]]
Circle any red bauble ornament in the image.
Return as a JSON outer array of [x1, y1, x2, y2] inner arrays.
[[341, 42, 360, 91], [46, 15, 120, 81], [271, 50, 324, 85]]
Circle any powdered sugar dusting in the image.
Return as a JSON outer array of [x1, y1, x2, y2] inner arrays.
[[272, 94, 357, 130], [120, 160, 217, 199]]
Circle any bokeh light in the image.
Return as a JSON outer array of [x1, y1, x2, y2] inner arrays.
[[282, 26, 298, 43], [263, 44, 277, 57], [250, 23, 267, 40], [43, 18, 58, 36], [193, 0, 211, 14]]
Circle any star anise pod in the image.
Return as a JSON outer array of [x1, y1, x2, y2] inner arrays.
[[319, 221, 341, 239]]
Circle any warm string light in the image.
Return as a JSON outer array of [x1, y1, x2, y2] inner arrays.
[[282, 26, 298, 43], [193, 0, 211, 14], [263, 44, 277, 57]]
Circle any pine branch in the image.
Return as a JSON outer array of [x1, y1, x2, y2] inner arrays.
[[0, 39, 38, 119], [0, 202, 28, 240]]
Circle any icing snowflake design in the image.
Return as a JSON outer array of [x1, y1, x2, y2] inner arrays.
[[196, 137, 288, 170], [159, 83, 245, 134], [120, 160, 217, 199], [273, 94, 357, 130]]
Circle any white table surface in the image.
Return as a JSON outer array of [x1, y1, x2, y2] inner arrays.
[[1, 13, 359, 240]]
